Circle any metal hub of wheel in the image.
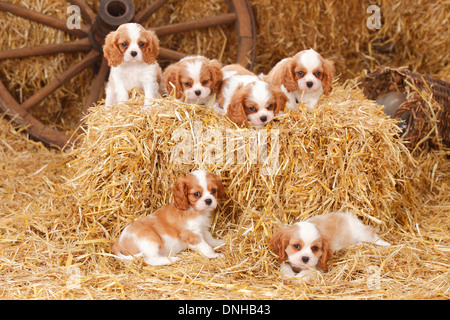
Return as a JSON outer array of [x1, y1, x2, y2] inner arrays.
[[0, 0, 256, 149]]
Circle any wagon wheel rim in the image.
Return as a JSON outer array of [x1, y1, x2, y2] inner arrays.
[[0, 0, 256, 150]]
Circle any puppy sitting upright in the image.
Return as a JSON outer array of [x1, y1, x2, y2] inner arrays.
[[265, 48, 335, 113], [112, 170, 226, 265], [103, 23, 162, 106]]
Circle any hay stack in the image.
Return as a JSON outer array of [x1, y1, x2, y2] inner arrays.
[[68, 84, 414, 250]]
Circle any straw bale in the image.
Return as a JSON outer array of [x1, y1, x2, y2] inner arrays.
[[67, 84, 415, 259]]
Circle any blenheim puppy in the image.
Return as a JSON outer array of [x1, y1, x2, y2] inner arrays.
[[215, 64, 287, 127], [162, 55, 223, 105], [265, 48, 335, 112], [103, 23, 162, 106], [112, 170, 226, 265], [270, 211, 390, 281]]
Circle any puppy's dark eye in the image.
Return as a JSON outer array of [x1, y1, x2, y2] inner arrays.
[[184, 82, 192, 87], [311, 245, 319, 252], [267, 104, 273, 110], [139, 42, 145, 47], [121, 42, 128, 47], [249, 106, 257, 112], [202, 80, 209, 85], [297, 71, 304, 77], [193, 192, 201, 197], [314, 71, 321, 77], [293, 244, 300, 250], [211, 189, 217, 194]]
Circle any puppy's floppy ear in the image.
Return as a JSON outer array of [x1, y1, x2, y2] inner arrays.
[[103, 31, 122, 67], [210, 173, 226, 200], [173, 176, 189, 210], [319, 238, 332, 272], [208, 59, 224, 94], [269, 227, 291, 262], [163, 63, 184, 99], [282, 59, 299, 93], [142, 29, 159, 65], [271, 85, 288, 115], [321, 57, 335, 96], [227, 85, 248, 127]]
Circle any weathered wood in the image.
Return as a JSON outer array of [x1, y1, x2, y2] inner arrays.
[[0, 38, 91, 60], [0, 1, 89, 37], [21, 50, 100, 111], [226, 0, 256, 70], [135, 0, 168, 23], [0, 80, 69, 149], [152, 13, 236, 37], [159, 47, 188, 61], [81, 57, 109, 117]]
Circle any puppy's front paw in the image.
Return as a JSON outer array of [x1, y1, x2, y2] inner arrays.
[[295, 269, 317, 282], [210, 238, 225, 248], [209, 252, 224, 260]]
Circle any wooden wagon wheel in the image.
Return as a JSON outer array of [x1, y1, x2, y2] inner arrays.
[[0, 0, 256, 149]]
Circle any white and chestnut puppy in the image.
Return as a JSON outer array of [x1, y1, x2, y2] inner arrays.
[[103, 23, 162, 106], [112, 170, 226, 266], [162, 55, 223, 105], [265, 49, 335, 112], [215, 64, 288, 127], [270, 211, 390, 281]]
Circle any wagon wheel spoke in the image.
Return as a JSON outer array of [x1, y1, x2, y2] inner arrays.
[[81, 57, 109, 117], [151, 13, 236, 37], [69, 0, 96, 24], [158, 47, 188, 61], [0, 80, 70, 148], [0, 1, 89, 37], [0, 38, 91, 61], [21, 50, 100, 111], [135, 0, 169, 24]]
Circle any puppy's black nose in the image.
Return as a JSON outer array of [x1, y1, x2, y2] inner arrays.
[[195, 90, 201, 96], [306, 81, 313, 88], [260, 116, 267, 122], [302, 256, 309, 263], [205, 198, 212, 206], [130, 51, 137, 57]]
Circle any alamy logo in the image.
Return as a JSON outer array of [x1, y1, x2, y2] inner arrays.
[[171, 121, 280, 175], [66, 5, 81, 30], [366, 5, 382, 30]]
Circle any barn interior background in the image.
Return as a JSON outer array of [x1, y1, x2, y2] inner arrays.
[[0, 0, 448, 299]]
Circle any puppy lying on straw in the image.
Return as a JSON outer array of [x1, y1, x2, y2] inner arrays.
[[270, 211, 391, 282]]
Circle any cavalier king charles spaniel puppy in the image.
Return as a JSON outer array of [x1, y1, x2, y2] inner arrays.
[[112, 170, 226, 265], [103, 23, 162, 106], [214, 64, 287, 127], [270, 211, 390, 281], [265, 49, 335, 113], [162, 55, 223, 105]]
